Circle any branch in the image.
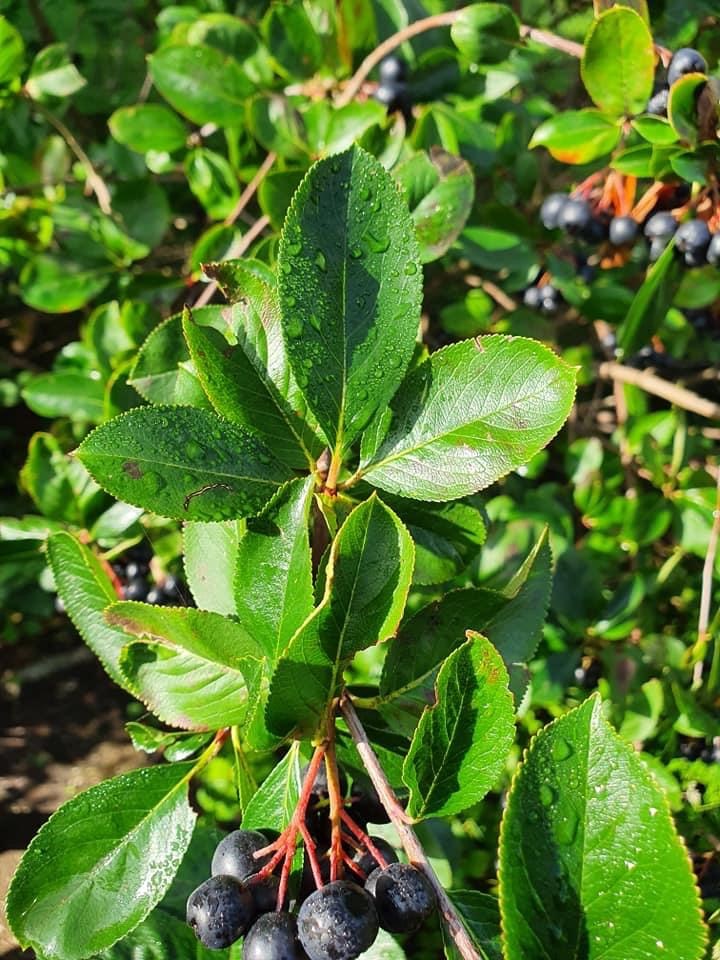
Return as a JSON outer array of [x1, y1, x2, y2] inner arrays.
[[695, 468, 720, 684], [25, 95, 113, 215], [223, 151, 276, 227], [598, 361, 720, 420], [193, 214, 271, 308], [336, 11, 583, 109], [339, 693, 482, 960]]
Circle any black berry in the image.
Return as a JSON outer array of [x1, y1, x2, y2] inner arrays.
[[644, 211, 677, 241], [124, 577, 148, 601], [250, 874, 280, 914], [667, 48, 707, 86], [539, 193, 567, 230], [297, 880, 379, 960], [379, 55, 407, 85], [145, 587, 165, 605], [365, 863, 437, 934], [646, 88, 669, 116], [609, 216, 639, 247], [211, 829, 272, 881], [523, 286, 542, 309], [706, 233, 720, 266], [186, 875, 255, 949], [675, 219, 711, 266], [243, 911, 309, 960], [373, 82, 411, 118], [558, 198, 592, 236], [352, 836, 398, 876], [302, 761, 348, 801], [539, 284, 560, 315], [349, 782, 390, 827]]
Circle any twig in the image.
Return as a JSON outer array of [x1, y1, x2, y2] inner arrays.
[[25, 95, 112, 215], [193, 214, 271, 307], [223, 151, 277, 227], [339, 693, 481, 960], [336, 12, 583, 108], [695, 468, 720, 685], [598, 361, 720, 420]]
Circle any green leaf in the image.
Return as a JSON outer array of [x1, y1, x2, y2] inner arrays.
[[47, 532, 137, 694], [402, 634, 514, 820], [668, 73, 713, 146], [26, 44, 86, 99], [618, 239, 682, 354], [258, 169, 305, 230], [108, 602, 263, 730], [530, 110, 621, 164], [361, 337, 576, 502], [21, 432, 89, 523], [109, 104, 187, 154], [581, 8, 655, 117], [234, 476, 315, 661], [394, 148, 475, 264], [183, 308, 313, 470], [278, 145, 422, 453], [185, 148, 240, 220], [149, 43, 253, 126], [499, 695, 708, 960], [6, 763, 196, 960], [183, 520, 242, 616], [631, 115, 679, 145], [0, 16, 25, 84], [21, 371, 105, 422], [261, 2, 323, 79], [19, 256, 111, 313], [450, 3, 520, 65], [126, 721, 211, 760], [445, 891, 502, 960], [77, 405, 293, 522], [266, 495, 414, 739], [242, 743, 303, 833], [129, 309, 219, 409]]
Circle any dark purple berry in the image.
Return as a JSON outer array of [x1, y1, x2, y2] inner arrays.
[[162, 574, 181, 597], [609, 216, 639, 246], [349, 782, 390, 827], [145, 587, 164, 605], [667, 48, 707, 86], [352, 836, 398, 876], [379, 55, 407, 84], [125, 561, 148, 579], [581, 215, 610, 244], [558, 198, 592, 236], [249, 875, 280, 914], [523, 286, 542, 309], [539, 193, 567, 230], [373, 82, 411, 118], [243, 911, 309, 960], [124, 577, 148, 601], [297, 880, 379, 960], [211, 829, 272, 881], [186, 875, 255, 949], [706, 233, 720, 266], [646, 88, 669, 116], [649, 238, 668, 262], [302, 761, 348, 801], [676, 219, 711, 266], [365, 862, 437, 934], [644, 211, 677, 240]]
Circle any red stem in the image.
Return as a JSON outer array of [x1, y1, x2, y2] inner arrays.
[[340, 809, 390, 870]]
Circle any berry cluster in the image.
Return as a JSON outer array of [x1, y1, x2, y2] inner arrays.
[[110, 544, 189, 606], [646, 46, 708, 117], [373, 55, 412, 120], [186, 759, 437, 958]]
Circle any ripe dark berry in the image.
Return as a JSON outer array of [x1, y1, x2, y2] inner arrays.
[[162, 574, 181, 597], [558, 198, 592, 236], [675, 219, 711, 266], [145, 587, 164, 605], [581, 215, 610, 244], [124, 577, 149, 601], [539, 193, 567, 230], [373, 82, 411, 118], [609, 216, 639, 247], [211, 829, 272, 881], [250, 874, 280, 914], [365, 863, 437, 934], [644, 212, 677, 241], [349, 782, 390, 827], [297, 880, 379, 960], [646, 88, 669, 116], [523, 286, 542, 309], [706, 233, 720, 266], [186, 875, 255, 949], [667, 48, 707, 86], [125, 562, 147, 579], [539, 284, 560, 315], [302, 761, 348, 800], [352, 836, 398, 876], [379, 55, 407, 85], [243, 911, 309, 960]]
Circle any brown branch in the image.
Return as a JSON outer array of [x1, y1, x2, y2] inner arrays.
[[193, 214, 271, 307], [695, 468, 720, 684], [336, 11, 583, 109], [339, 693, 481, 960], [25, 95, 112, 215], [223, 151, 276, 227], [598, 361, 720, 420]]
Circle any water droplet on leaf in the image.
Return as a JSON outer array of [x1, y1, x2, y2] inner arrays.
[[552, 738, 574, 761]]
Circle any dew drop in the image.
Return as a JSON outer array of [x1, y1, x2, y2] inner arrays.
[[286, 239, 302, 256], [366, 230, 390, 253], [350, 245, 363, 259], [285, 295, 296, 308], [285, 316, 303, 339], [314, 250, 327, 272], [539, 783, 556, 807], [404, 261, 418, 275], [556, 810, 579, 846], [551, 738, 574, 762], [359, 184, 372, 201], [143, 471, 165, 493], [357, 388, 368, 402], [280, 260, 292, 274], [309, 313, 322, 332], [185, 440, 203, 460]]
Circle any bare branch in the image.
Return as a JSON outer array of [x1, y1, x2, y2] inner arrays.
[[598, 361, 720, 420]]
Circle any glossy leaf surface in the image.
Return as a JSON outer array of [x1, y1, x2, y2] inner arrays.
[[581, 8, 655, 118], [361, 337, 576, 501], [499, 696, 707, 959]]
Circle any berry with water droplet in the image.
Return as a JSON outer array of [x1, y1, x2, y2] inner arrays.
[[186, 875, 255, 949], [365, 862, 437, 934], [297, 880, 379, 960]]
